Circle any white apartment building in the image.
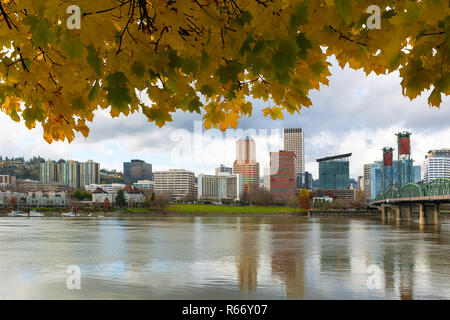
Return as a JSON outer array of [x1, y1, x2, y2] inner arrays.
[[154, 169, 196, 201], [198, 173, 243, 202], [91, 185, 144, 206], [85, 183, 126, 194], [133, 180, 154, 197], [423, 149, 450, 183], [0, 191, 67, 207]]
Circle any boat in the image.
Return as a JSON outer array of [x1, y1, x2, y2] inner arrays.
[[8, 211, 27, 217], [62, 212, 76, 217], [29, 210, 44, 217]]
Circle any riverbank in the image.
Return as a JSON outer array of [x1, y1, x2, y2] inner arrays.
[[0, 204, 381, 217]]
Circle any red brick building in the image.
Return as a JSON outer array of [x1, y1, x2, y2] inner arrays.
[[270, 151, 297, 200]]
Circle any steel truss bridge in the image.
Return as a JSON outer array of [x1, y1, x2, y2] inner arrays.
[[371, 178, 450, 225]]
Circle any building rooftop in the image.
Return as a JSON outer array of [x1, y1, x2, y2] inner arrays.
[[316, 153, 352, 162]]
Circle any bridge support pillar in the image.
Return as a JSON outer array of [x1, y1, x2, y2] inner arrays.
[[434, 204, 441, 225], [392, 205, 401, 223], [419, 203, 440, 225], [381, 206, 387, 222], [399, 205, 412, 222]]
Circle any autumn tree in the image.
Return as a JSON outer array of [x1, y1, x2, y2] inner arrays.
[[247, 187, 273, 206], [0, 1, 447, 142], [103, 197, 110, 212], [298, 188, 311, 211], [154, 193, 171, 213]]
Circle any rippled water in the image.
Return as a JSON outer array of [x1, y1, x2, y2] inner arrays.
[[1, 216, 450, 299]]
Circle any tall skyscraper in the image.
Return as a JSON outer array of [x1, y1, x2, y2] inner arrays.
[[59, 160, 81, 189], [317, 153, 351, 190], [233, 136, 260, 195], [80, 160, 100, 186], [284, 128, 304, 173], [424, 149, 450, 183], [123, 159, 153, 184], [270, 150, 297, 200], [40, 160, 100, 190], [297, 171, 313, 190], [40, 160, 59, 182], [363, 164, 371, 201]]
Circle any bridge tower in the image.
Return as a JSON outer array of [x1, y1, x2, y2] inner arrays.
[[396, 132, 413, 188], [382, 147, 394, 197]]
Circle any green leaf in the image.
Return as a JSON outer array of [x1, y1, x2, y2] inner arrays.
[[239, 34, 254, 56], [181, 58, 198, 75], [200, 50, 210, 71], [271, 40, 298, 73], [131, 61, 146, 78], [290, 1, 309, 31], [215, 61, 243, 84], [24, 17, 53, 47], [61, 31, 84, 60], [335, 0, 352, 23], [72, 97, 85, 112], [86, 45, 102, 76], [200, 85, 216, 97], [311, 62, 327, 76], [105, 72, 132, 113], [187, 96, 202, 113], [88, 82, 100, 102], [296, 33, 312, 60]]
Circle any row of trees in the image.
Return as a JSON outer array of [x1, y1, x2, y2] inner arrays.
[[240, 187, 366, 211]]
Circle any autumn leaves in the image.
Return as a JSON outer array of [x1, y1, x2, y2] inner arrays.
[[0, 1, 447, 144]]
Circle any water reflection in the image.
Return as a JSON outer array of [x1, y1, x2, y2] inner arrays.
[[0, 216, 449, 299], [270, 221, 305, 298]]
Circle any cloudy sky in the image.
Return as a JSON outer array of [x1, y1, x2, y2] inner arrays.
[[1, 58, 448, 180]]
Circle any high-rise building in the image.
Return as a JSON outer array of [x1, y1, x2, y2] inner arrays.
[[363, 164, 371, 202], [39, 159, 100, 190], [123, 159, 153, 184], [370, 160, 421, 200], [357, 176, 364, 191], [317, 153, 351, 190], [39, 161, 59, 183], [284, 128, 304, 173], [233, 136, 260, 195], [0, 175, 16, 190], [270, 150, 297, 200], [423, 149, 450, 183], [154, 169, 196, 201], [198, 172, 243, 202], [262, 167, 271, 191], [80, 160, 100, 186], [215, 164, 233, 175], [59, 160, 81, 190], [296, 172, 313, 190]]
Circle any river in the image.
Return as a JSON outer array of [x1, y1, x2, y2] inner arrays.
[[1, 216, 450, 299]]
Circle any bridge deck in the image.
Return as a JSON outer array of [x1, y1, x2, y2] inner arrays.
[[371, 195, 450, 206]]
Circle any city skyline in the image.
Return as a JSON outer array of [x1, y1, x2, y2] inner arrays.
[[0, 59, 448, 180]]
